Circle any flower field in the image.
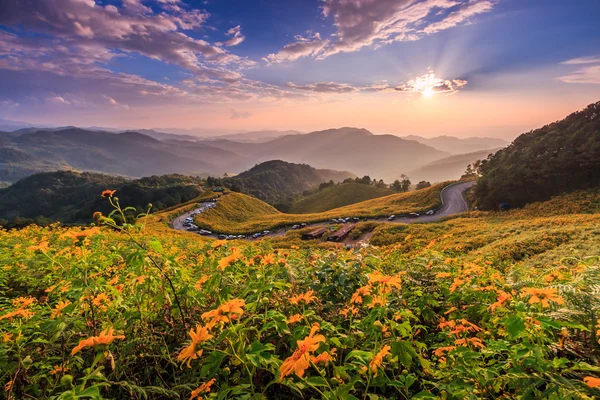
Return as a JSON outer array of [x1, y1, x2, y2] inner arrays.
[[1, 193, 600, 399]]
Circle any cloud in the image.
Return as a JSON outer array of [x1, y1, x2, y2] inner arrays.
[[560, 56, 600, 65], [47, 96, 72, 105], [230, 109, 252, 119], [395, 72, 467, 95], [218, 25, 245, 47], [264, 32, 329, 64], [0, 0, 252, 76], [103, 95, 130, 109], [286, 81, 360, 93], [271, 0, 497, 61], [558, 56, 600, 84]]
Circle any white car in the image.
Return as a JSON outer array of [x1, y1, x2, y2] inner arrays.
[[425, 210, 435, 215]]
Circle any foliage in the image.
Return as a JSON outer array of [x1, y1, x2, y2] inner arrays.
[[475, 101, 600, 209], [0, 171, 205, 228], [1, 191, 600, 399]]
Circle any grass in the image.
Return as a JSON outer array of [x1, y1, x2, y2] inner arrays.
[[289, 183, 395, 213], [187, 182, 447, 234]]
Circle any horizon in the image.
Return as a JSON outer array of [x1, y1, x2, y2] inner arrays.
[[1, 0, 599, 139]]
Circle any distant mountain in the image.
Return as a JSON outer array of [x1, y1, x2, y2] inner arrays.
[[0, 128, 253, 183], [220, 160, 355, 210], [208, 130, 303, 143], [403, 135, 508, 154], [204, 127, 448, 182], [409, 148, 502, 182], [0, 118, 54, 132], [0, 171, 205, 227], [475, 100, 600, 209]]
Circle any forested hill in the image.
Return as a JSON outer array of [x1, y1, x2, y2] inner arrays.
[[0, 171, 205, 227], [213, 160, 355, 210], [475, 100, 600, 209]]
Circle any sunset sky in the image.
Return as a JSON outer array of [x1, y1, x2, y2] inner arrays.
[[1, 0, 599, 139]]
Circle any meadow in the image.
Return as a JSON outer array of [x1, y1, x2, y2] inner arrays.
[[191, 183, 446, 234], [1, 190, 599, 399]]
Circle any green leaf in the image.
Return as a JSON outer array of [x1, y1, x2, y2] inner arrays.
[[506, 315, 526, 339], [148, 240, 163, 254]]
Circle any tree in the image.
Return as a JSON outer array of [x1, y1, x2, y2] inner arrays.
[[391, 180, 402, 191], [416, 181, 431, 190], [400, 174, 411, 192]]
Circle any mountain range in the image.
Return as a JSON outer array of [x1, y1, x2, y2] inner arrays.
[[0, 125, 505, 185]]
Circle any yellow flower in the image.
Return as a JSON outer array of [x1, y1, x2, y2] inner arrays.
[[51, 300, 71, 319], [521, 287, 564, 308], [280, 324, 326, 379], [71, 328, 125, 356], [369, 345, 391, 376], [201, 298, 245, 326], [286, 314, 303, 325], [217, 249, 242, 270], [178, 344, 203, 369], [368, 295, 386, 309]]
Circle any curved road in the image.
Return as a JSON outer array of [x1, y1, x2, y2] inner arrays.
[[172, 180, 475, 240]]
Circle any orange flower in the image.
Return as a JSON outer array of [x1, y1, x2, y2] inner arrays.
[[311, 348, 336, 366], [433, 346, 457, 357], [201, 298, 245, 326], [194, 275, 210, 290], [289, 290, 317, 306], [177, 324, 213, 368], [51, 300, 71, 319], [280, 323, 326, 379], [190, 378, 216, 399], [71, 327, 125, 356], [286, 314, 303, 325], [217, 249, 242, 270], [455, 337, 485, 349], [449, 277, 466, 293], [436, 272, 452, 279], [92, 211, 103, 220], [178, 344, 203, 369], [2, 332, 13, 343], [350, 285, 371, 304], [584, 376, 600, 388], [63, 227, 100, 241], [369, 345, 391, 376], [101, 189, 116, 198], [521, 287, 564, 308], [368, 295, 386, 309], [92, 293, 110, 311], [339, 306, 359, 317], [489, 291, 513, 311], [368, 271, 402, 291]]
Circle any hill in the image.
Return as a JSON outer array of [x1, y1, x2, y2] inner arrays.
[[203, 127, 448, 182], [191, 183, 445, 233], [475, 100, 600, 209], [0, 128, 253, 183], [409, 148, 501, 182], [224, 160, 355, 209], [288, 182, 395, 213], [0, 171, 205, 227], [403, 135, 508, 154]]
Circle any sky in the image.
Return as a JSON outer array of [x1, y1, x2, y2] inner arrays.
[[0, 0, 599, 139]]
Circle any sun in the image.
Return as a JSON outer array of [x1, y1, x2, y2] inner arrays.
[[421, 87, 434, 98]]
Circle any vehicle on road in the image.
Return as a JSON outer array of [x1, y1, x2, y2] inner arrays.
[[409, 213, 420, 218], [291, 225, 301, 230], [388, 215, 396, 221], [252, 233, 262, 239], [425, 210, 435, 215]]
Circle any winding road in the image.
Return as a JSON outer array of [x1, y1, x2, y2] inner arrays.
[[172, 180, 475, 241]]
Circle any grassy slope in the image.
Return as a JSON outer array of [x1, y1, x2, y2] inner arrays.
[[188, 182, 446, 233], [288, 182, 394, 213]]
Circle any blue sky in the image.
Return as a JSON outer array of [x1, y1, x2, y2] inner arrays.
[[0, 0, 599, 138]]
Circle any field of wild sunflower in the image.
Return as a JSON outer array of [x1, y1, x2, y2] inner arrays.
[[1, 192, 600, 399]]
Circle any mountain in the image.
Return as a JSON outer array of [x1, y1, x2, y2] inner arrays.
[[475, 100, 600, 209], [204, 127, 448, 182], [403, 135, 508, 154], [0, 171, 205, 227], [208, 130, 303, 143], [0, 127, 253, 183], [409, 148, 502, 182], [221, 160, 355, 209], [288, 181, 395, 214]]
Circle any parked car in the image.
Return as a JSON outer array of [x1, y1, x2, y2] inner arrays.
[[291, 225, 301, 230], [218, 234, 227, 240], [425, 210, 435, 215], [263, 230, 271, 235], [300, 223, 308, 227], [352, 217, 360, 222], [252, 233, 262, 239], [409, 213, 420, 218], [388, 215, 396, 221]]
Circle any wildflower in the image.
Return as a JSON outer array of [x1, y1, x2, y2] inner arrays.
[[0, 309, 35, 321], [311, 348, 336, 366], [339, 306, 359, 317], [12, 296, 36, 308], [289, 290, 317, 306], [201, 298, 245, 326], [280, 323, 326, 379], [433, 346, 457, 357], [51, 300, 71, 319], [2, 332, 13, 343], [190, 378, 216, 399], [261, 254, 275, 265], [584, 376, 600, 388], [92, 211, 103, 219], [455, 337, 485, 349], [92, 293, 110, 311], [49, 365, 69, 376], [449, 277, 466, 293], [521, 287, 564, 308], [101, 189, 116, 198], [368, 295, 386, 309], [350, 285, 371, 304], [211, 240, 226, 249], [177, 324, 213, 368], [71, 327, 125, 356], [436, 272, 452, 279], [489, 291, 513, 311], [368, 271, 402, 291], [194, 275, 210, 290], [63, 227, 100, 241], [369, 345, 391, 376], [217, 249, 242, 270], [178, 344, 203, 369], [286, 314, 303, 325]]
